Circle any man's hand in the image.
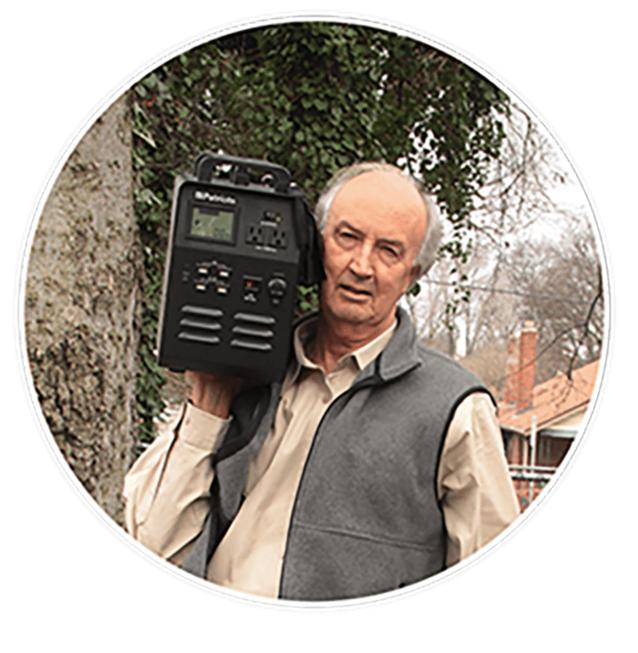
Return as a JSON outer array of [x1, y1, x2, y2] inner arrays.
[[185, 371, 245, 419]]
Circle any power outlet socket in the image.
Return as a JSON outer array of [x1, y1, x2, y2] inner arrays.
[[269, 230, 287, 248], [246, 225, 265, 245]]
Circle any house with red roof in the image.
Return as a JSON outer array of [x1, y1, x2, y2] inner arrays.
[[498, 320, 600, 511]]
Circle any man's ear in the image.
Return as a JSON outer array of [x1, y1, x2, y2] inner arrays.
[[407, 264, 421, 288]]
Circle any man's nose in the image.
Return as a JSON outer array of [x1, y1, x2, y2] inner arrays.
[[349, 242, 374, 278]]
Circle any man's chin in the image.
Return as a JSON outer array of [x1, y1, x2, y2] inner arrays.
[[327, 302, 374, 326]]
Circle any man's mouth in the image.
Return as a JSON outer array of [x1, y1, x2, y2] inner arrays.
[[339, 283, 373, 297]]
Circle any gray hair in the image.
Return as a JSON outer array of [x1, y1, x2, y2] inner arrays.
[[314, 162, 442, 278]]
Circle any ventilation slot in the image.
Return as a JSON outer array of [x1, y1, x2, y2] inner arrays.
[[178, 304, 224, 345], [231, 312, 276, 352]]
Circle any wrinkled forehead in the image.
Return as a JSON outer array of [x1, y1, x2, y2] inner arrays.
[[330, 170, 428, 231]]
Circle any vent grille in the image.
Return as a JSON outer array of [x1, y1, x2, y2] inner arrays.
[[178, 305, 224, 345], [231, 312, 276, 352]]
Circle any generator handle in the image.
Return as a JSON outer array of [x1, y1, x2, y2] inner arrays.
[[193, 152, 291, 193]]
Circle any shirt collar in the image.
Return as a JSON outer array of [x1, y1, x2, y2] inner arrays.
[[283, 315, 398, 390]]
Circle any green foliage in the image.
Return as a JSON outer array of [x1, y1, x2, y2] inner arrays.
[[131, 22, 510, 440]]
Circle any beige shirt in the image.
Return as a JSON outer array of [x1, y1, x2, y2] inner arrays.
[[124, 320, 519, 598]]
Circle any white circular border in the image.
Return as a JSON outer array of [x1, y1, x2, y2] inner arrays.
[[18, 15, 611, 608]]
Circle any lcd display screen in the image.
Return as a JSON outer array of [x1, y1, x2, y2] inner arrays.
[[190, 206, 235, 242]]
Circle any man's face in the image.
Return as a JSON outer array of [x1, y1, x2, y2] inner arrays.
[[320, 171, 428, 335]]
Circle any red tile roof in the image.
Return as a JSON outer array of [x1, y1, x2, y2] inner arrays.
[[498, 359, 600, 435]]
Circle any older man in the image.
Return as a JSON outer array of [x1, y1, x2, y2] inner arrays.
[[124, 162, 519, 601]]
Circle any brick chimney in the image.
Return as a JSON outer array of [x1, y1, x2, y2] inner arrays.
[[504, 320, 537, 411], [517, 319, 537, 411], [505, 333, 520, 403]]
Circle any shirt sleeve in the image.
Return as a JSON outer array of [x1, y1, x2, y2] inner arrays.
[[437, 392, 520, 567], [123, 402, 231, 565]]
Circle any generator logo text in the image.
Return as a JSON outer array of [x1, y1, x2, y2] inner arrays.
[[194, 190, 237, 205]]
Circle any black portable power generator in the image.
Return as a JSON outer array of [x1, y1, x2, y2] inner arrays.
[[156, 153, 323, 384]]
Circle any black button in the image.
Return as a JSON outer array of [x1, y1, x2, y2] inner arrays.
[[268, 278, 287, 297]]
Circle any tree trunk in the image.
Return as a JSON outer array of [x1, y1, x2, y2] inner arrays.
[[24, 93, 142, 525]]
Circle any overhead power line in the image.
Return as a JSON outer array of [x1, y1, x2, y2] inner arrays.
[[420, 279, 594, 305]]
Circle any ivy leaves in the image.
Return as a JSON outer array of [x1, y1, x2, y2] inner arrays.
[[131, 22, 510, 441]]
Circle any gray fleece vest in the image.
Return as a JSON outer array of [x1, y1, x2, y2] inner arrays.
[[182, 308, 491, 601]]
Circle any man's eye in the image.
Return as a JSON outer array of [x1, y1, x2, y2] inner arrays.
[[336, 231, 358, 246], [381, 245, 398, 258]]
